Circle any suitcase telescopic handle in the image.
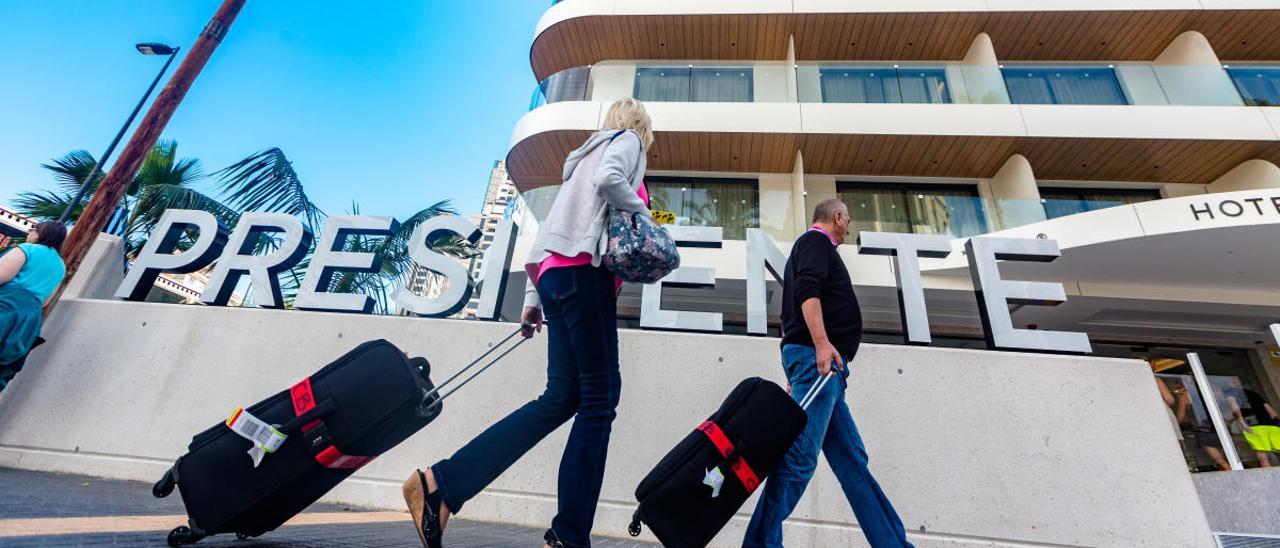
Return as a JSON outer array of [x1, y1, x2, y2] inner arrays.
[[798, 372, 835, 412], [420, 325, 530, 405]]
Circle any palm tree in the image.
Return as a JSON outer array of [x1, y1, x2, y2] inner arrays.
[[16, 141, 476, 313], [16, 141, 240, 255]]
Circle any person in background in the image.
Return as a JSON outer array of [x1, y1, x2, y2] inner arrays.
[[1226, 387, 1280, 468], [403, 98, 654, 548], [0, 221, 67, 375], [743, 199, 913, 548], [1146, 359, 1190, 445]]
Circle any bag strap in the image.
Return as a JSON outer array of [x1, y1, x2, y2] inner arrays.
[[696, 420, 761, 493], [288, 377, 375, 469], [607, 129, 644, 183]]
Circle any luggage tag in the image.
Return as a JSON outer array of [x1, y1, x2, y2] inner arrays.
[[702, 466, 726, 498], [226, 407, 288, 468]]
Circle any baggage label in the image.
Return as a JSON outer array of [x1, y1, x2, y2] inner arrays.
[[226, 407, 288, 467], [702, 467, 725, 498]]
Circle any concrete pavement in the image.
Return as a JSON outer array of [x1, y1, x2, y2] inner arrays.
[[0, 467, 655, 547]]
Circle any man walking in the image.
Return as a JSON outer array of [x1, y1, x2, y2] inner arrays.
[[743, 199, 913, 547]]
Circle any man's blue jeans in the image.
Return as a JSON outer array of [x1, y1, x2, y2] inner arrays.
[[432, 265, 621, 548], [743, 344, 913, 548]]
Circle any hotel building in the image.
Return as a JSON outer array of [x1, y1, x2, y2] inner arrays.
[[6, 3, 1280, 546], [505, 0, 1280, 541]]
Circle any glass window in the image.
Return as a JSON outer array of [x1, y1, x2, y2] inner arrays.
[[531, 66, 591, 110], [819, 67, 951, 104], [646, 177, 759, 240], [1093, 344, 1280, 472], [635, 67, 691, 102], [634, 67, 754, 102], [1038, 187, 1161, 219], [1003, 67, 1129, 105], [1226, 67, 1280, 106], [837, 183, 988, 238]]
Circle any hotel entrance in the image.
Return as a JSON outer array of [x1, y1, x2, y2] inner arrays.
[[1094, 343, 1280, 472]]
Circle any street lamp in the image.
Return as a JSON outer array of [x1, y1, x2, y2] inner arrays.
[[57, 42, 181, 224]]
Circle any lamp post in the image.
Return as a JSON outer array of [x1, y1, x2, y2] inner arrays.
[[57, 42, 180, 224]]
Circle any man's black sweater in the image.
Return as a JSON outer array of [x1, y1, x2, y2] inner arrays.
[[780, 230, 863, 358]]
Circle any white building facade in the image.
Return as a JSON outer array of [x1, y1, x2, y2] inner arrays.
[[506, 0, 1280, 541]]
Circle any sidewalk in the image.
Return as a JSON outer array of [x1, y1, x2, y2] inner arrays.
[[0, 467, 655, 547]]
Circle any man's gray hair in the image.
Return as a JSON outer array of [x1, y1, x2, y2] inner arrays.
[[811, 198, 847, 223]]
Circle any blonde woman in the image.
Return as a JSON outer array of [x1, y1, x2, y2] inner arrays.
[[404, 98, 655, 548]]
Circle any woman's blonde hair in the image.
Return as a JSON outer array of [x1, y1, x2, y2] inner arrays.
[[602, 97, 655, 150]]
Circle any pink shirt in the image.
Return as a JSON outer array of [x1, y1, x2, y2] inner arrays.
[[532, 182, 650, 290], [807, 225, 839, 246]]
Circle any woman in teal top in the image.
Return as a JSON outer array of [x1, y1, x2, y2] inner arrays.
[[0, 221, 67, 365]]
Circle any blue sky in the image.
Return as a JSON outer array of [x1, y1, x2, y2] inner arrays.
[[0, 0, 547, 221]]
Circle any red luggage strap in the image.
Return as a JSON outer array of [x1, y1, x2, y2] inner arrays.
[[696, 421, 760, 493], [290, 378, 375, 470]]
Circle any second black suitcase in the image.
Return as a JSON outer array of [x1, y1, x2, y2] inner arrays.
[[154, 329, 527, 546], [628, 374, 832, 547]]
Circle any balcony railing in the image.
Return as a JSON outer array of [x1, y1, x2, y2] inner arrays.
[[530, 61, 1275, 110], [1226, 66, 1280, 106], [797, 191, 1157, 240], [797, 64, 1010, 104]]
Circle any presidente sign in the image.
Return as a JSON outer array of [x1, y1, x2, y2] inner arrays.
[[117, 209, 1091, 354]]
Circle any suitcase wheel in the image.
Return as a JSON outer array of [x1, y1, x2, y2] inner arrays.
[[152, 469, 176, 498], [628, 512, 642, 537], [166, 526, 203, 546]]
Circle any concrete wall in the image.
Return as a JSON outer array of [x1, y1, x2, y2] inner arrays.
[[1192, 468, 1280, 536], [0, 296, 1213, 546]]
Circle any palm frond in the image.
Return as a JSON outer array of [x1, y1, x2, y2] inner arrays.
[[127, 184, 240, 239], [214, 148, 325, 230], [135, 140, 203, 192], [12, 190, 78, 222], [40, 150, 101, 192]]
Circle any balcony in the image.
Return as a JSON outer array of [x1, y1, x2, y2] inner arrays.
[[511, 59, 1280, 191], [531, 1, 1280, 82], [531, 62, 1258, 109]]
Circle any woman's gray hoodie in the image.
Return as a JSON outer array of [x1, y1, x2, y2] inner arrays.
[[522, 129, 649, 309]]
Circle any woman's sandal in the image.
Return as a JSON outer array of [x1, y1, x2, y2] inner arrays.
[[403, 469, 445, 548]]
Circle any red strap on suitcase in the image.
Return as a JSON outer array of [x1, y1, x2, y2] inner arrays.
[[290, 378, 375, 470], [696, 421, 761, 493]]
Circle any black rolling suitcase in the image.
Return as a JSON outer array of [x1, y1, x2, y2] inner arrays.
[[628, 373, 834, 547], [153, 328, 527, 546]]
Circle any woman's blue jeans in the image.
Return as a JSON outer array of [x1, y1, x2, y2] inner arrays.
[[431, 265, 620, 548], [743, 344, 913, 548]]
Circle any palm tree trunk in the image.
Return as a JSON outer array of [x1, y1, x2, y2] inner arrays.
[[52, 0, 248, 311]]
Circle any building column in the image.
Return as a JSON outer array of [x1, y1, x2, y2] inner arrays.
[[963, 32, 999, 66], [1149, 31, 1242, 106], [987, 154, 1046, 230], [790, 150, 807, 236], [950, 33, 1007, 104], [786, 35, 798, 103], [1207, 159, 1280, 193]]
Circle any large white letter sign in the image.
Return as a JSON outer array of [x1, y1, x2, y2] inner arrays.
[[858, 231, 952, 345], [475, 219, 519, 321], [394, 215, 481, 317], [745, 229, 786, 336], [295, 215, 399, 313], [965, 236, 1091, 353], [117, 209, 229, 301], [641, 226, 723, 333], [200, 212, 312, 308]]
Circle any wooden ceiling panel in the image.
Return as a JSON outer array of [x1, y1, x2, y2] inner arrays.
[[508, 130, 1280, 191], [531, 10, 1280, 81]]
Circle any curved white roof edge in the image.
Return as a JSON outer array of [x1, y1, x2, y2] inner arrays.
[[925, 187, 1280, 272], [535, 0, 1280, 40], [510, 101, 1280, 154]]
